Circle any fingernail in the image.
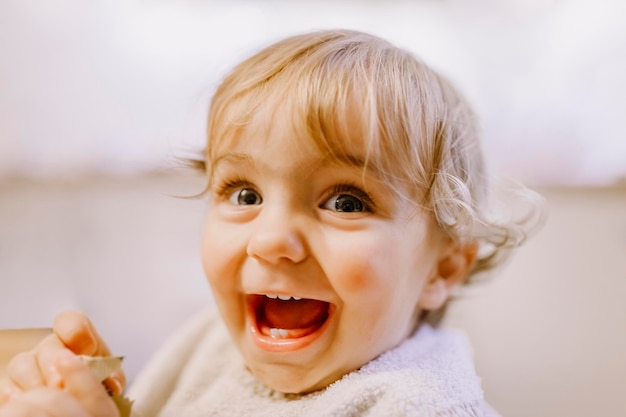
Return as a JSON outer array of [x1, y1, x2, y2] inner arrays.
[[105, 377, 123, 396], [81, 324, 98, 355]]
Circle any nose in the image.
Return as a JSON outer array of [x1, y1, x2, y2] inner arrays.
[[246, 205, 307, 265]]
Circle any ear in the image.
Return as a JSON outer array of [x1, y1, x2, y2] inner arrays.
[[418, 241, 479, 311]]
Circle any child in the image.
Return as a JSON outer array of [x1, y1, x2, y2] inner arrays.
[[0, 29, 542, 416]]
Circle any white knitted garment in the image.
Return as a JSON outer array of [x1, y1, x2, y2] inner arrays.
[[128, 309, 499, 417]]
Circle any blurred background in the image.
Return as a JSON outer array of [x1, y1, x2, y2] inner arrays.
[[0, 0, 625, 416]]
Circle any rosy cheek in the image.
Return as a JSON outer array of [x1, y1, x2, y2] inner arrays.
[[326, 235, 394, 296]]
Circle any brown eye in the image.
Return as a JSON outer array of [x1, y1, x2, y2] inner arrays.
[[229, 188, 262, 205], [324, 194, 365, 213], [322, 184, 373, 214]]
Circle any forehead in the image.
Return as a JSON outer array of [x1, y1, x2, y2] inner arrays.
[[209, 90, 370, 171]]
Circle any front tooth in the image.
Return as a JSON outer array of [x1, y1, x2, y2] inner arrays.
[[266, 294, 278, 299], [269, 328, 289, 339], [292, 296, 302, 301], [278, 295, 291, 301]]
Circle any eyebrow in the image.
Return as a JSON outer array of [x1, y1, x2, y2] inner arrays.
[[211, 152, 254, 168], [210, 151, 384, 184]]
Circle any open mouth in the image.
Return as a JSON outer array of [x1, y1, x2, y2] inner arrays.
[[247, 294, 332, 351]]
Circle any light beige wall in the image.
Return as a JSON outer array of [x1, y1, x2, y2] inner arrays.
[[446, 186, 626, 416], [1, 174, 624, 416]]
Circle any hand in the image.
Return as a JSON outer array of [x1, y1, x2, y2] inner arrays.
[[0, 350, 120, 417], [0, 311, 125, 404]]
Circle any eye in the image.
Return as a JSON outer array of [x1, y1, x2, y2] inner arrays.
[[326, 194, 364, 212], [229, 188, 263, 205], [322, 185, 372, 213]]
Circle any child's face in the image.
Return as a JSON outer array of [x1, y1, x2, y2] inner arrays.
[[201, 105, 447, 394]]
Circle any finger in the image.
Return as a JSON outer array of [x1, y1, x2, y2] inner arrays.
[[5, 352, 44, 390], [53, 311, 111, 357], [54, 312, 126, 393], [0, 398, 48, 417], [0, 387, 90, 417], [0, 381, 21, 407], [31, 335, 72, 388], [103, 372, 125, 397], [55, 350, 120, 417]]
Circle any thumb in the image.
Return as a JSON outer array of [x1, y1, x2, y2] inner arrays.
[[55, 350, 120, 417], [53, 311, 126, 395], [53, 311, 111, 357]]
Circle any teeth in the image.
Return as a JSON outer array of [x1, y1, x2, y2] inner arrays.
[[265, 294, 302, 301], [269, 328, 289, 339]]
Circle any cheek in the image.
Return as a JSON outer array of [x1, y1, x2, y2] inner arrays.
[[201, 220, 221, 282], [201, 215, 245, 291], [201, 214, 249, 335], [324, 231, 401, 297], [323, 228, 433, 327], [327, 238, 415, 353]]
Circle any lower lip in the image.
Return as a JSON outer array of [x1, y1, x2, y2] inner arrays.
[[247, 305, 335, 353]]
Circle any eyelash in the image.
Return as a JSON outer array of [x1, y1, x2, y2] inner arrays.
[[212, 176, 254, 198]]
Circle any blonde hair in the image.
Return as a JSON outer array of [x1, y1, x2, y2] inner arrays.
[[192, 29, 543, 315]]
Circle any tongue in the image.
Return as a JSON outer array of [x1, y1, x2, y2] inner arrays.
[[263, 298, 329, 330]]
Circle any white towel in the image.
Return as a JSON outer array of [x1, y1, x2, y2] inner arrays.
[[128, 308, 499, 417]]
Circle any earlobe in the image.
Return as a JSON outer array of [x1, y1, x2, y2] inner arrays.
[[418, 241, 479, 311], [418, 279, 448, 310]]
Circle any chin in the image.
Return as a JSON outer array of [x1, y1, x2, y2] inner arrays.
[[250, 364, 335, 395]]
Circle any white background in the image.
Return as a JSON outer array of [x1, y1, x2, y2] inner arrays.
[[1, 0, 625, 185]]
